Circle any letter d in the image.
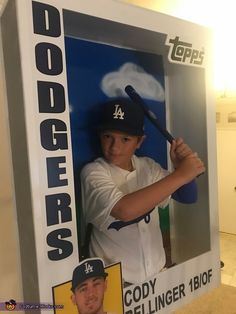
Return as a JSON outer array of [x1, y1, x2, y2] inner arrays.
[[32, 1, 61, 37]]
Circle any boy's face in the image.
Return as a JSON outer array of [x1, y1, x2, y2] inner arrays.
[[100, 130, 145, 170]]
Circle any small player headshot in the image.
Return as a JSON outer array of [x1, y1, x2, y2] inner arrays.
[[71, 257, 115, 314]]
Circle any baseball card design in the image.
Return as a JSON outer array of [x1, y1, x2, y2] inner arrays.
[[0, 1, 220, 313]]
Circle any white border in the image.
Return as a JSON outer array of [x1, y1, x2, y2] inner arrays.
[[4, 0, 220, 312]]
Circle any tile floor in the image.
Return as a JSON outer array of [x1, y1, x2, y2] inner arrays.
[[220, 232, 236, 287]]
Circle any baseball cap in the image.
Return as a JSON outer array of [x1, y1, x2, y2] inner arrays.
[[98, 98, 144, 136], [71, 258, 108, 291]]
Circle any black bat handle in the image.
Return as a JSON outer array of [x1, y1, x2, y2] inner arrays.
[[146, 109, 175, 144], [125, 85, 174, 144], [125, 85, 204, 177]]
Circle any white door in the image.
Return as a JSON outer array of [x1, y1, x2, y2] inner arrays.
[[217, 129, 236, 234]]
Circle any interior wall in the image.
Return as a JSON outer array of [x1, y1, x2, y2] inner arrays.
[[216, 97, 236, 235]]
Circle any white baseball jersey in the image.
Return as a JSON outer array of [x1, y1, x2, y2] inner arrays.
[[80, 155, 170, 284]]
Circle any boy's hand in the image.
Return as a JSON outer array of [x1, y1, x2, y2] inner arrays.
[[170, 138, 192, 168], [170, 138, 205, 180]]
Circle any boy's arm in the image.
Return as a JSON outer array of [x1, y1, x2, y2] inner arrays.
[[170, 137, 201, 204], [111, 153, 204, 222]]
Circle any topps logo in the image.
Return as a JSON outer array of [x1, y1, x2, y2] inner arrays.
[[166, 36, 204, 66]]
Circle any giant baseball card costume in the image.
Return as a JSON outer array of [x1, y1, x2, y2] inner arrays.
[[80, 99, 197, 285]]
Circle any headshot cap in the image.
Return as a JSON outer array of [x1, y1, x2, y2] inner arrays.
[[71, 257, 108, 291], [98, 98, 144, 136]]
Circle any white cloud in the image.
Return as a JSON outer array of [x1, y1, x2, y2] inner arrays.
[[100, 62, 165, 101]]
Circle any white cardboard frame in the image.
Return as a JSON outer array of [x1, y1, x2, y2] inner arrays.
[[0, 0, 220, 313]]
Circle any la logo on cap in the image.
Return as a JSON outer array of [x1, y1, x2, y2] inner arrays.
[[113, 104, 124, 120], [84, 262, 94, 274]]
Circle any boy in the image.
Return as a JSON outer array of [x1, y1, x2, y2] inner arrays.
[[80, 98, 205, 285]]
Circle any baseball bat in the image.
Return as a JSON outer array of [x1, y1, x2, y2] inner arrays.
[[125, 85, 174, 144], [125, 85, 204, 177]]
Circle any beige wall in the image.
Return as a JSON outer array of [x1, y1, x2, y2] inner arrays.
[[216, 97, 236, 235]]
